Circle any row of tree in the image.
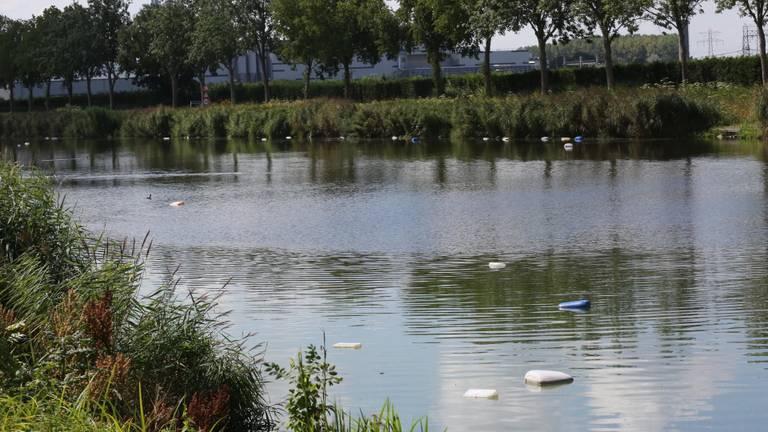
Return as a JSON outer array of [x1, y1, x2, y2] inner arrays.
[[1, 0, 767, 112], [522, 35, 680, 66]]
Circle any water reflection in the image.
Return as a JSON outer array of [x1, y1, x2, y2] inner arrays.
[[3, 137, 768, 431]]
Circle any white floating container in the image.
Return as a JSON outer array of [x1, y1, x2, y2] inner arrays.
[[463, 389, 499, 399], [488, 262, 506, 270], [482, 137, 490, 142], [163, 137, 171, 141], [169, 201, 186, 207], [524, 370, 573, 386], [563, 143, 574, 151], [561, 137, 572, 142], [502, 137, 510, 142], [391, 136, 398, 141], [285, 136, 292, 140], [540, 136, 550, 142], [333, 342, 362, 349]]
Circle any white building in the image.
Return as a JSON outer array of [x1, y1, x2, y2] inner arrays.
[[11, 49, 537, 99]]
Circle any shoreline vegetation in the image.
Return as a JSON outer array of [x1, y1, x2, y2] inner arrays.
[[0, 163, 431, 431], [0, 86, 747, 141]]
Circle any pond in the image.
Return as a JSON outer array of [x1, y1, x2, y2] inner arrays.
[[3, 138, 768, 431]]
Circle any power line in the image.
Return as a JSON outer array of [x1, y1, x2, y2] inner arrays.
[[698, 29, 723, 57]]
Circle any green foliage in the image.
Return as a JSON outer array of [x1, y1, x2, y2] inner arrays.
[[522, 34, 679, 65], [1, 88, 723, 139], [119, 0, 195, 107], [398, 0, 477, 95], [0, 163, 273, 431], [757, 90, 768, 127], [0, 107, 122, 138], [331, 400, 433, 432], [266, 339, 342, 432]]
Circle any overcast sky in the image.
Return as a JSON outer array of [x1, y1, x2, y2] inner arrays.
[[0, 0, 748, 58]]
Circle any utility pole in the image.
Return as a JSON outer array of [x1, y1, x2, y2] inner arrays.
[[743, 25, 759, 56], [697, 29, 723, 57]]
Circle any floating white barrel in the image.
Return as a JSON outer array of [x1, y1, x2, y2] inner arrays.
[[391, 136, 398, 141], [502, 137, 510, 142], [333, 342, 362, 349], [563, 143, 574, 151], [540, 137, 550, 142], [169, 201, 186, 207], [488, 262, 506, 270], [483, 137, 490, 142], [163, 137, 171, 141], [524, 370, 573, 385], [286, 136, 293, 140], [561, 137, 572, 142], [463, 389, 499, 399], [261, 138, 268, 142]]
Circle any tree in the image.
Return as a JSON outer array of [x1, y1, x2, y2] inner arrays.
[[89, 0, 131, 109], [576, 0, 649, 90], [324, 0, 400, 99], [716, 0, 768, 86], [0, 16, 22, 112], [398, 0, 476, 96], [468, 0, 516, 96], [33, 7, 62, 110], [272, 0, 335, 99], [15, 19, 46, 112], [236, 0, 277, 102], [64, 3, 101, 107], [120, 0, 194, 107], [190, 0, 244, 104], [53, 4, 97, 105], [646, 0, 704, 83], [509, 0, 579, 94]]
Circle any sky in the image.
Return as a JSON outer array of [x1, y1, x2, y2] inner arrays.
[[0, 0, 750, 58]]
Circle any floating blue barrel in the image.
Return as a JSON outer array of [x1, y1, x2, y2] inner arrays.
[[574, 136, 584, 143], [410, 137, 421, 144], [558, 299, 591, 310]]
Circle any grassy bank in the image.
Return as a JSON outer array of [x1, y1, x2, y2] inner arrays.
[[0, 88, 726, 140]]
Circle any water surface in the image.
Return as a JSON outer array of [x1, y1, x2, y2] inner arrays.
[[4, 138, 768, 431]]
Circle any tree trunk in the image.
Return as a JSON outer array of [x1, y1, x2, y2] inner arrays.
[[45, 81, 51, 111], [27, 87, 32, 112], [343, 62, 352, 99], [66, 79, 73, 105], [602, 31, 614, 91], [759, 22, 768, 86], [228, 65, 237, 104], [678, 24, 689, 83], [483, 36, 492, 97], [86, 75, 92, 107], [9, 86, 14, 113], [303, 58, 312, 100], [428, 47, 444, 96], [257, 49, 271, 102], [198, 72, 206, 104], [537, 34, 549, 95], [171, 75, 178, 108], [107, 68, 115, 109]]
